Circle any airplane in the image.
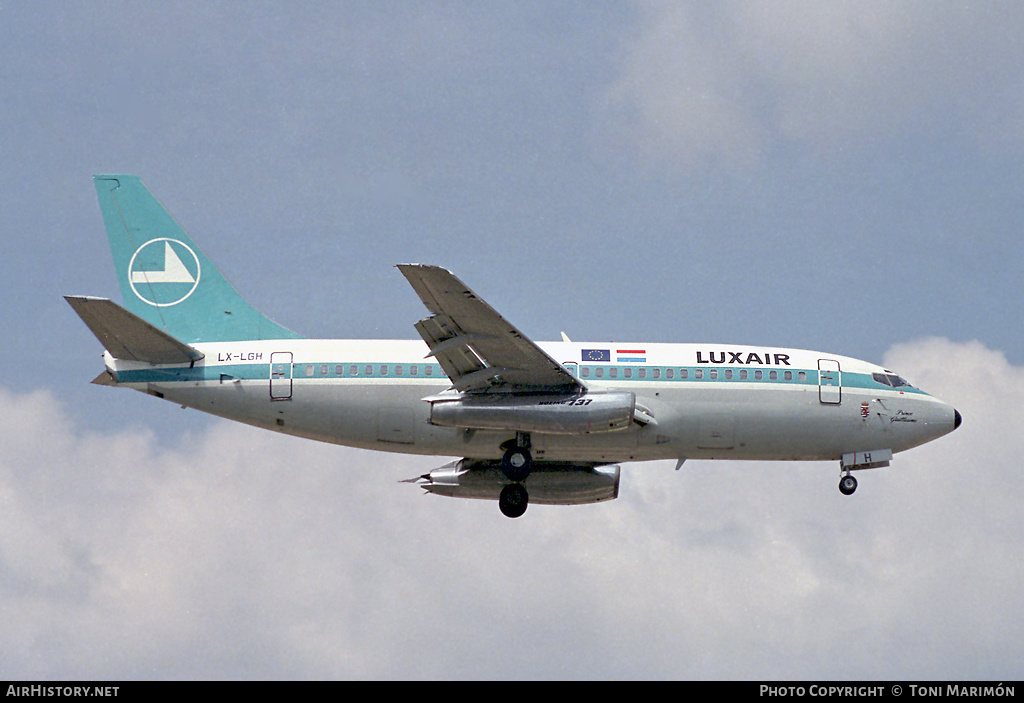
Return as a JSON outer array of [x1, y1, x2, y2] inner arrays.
[[67, 175, 962, 518]]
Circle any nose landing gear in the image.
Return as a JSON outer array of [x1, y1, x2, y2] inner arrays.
[[839, 472, 858, 495], [837, 450, 891, 496]]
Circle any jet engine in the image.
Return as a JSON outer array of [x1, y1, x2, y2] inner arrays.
[[407, 459, 620, 517], [428, 391, 635, 434]]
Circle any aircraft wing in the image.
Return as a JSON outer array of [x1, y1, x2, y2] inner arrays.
[[397, 264, 583, 394]]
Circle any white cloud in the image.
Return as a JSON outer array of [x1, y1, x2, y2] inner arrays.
[[1, 338, 1021, 679], [604, 1, 1024, 168]]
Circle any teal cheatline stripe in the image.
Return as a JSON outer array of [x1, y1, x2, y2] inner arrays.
[[116, 361, 449, 385], [115, 360, 929, 397], [94, 175, 302, 344]]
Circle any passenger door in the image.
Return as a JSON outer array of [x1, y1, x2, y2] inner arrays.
[[270, 352, 293, 400], [818, 359, 841, 405]]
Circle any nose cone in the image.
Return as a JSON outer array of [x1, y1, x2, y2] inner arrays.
[[954, 409, 962, 430]]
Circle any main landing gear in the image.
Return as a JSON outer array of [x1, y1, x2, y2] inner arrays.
[[499, 432, 532, 518], [501, 432, 533, 482], [499, 483, 529, 519]]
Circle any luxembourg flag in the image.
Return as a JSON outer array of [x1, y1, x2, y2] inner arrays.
[[617, 348, 646, 363]]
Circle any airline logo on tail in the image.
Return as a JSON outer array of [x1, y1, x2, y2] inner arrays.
[[128, 238, 201, 307]]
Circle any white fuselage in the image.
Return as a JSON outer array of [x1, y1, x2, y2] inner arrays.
[[106, 339, 958, 466]]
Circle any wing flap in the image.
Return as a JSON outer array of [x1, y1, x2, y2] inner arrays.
[[398, 264, 582, 394], [65, 296, 203, 364], [414, 315, 487, 385]]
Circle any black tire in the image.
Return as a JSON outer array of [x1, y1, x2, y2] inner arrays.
[[501, 446, 533, 482], [499, 483, 529, 518], [839, 474, 858, 495]]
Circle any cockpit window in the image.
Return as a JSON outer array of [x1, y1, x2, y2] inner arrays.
[[873, 372, 912, 388]]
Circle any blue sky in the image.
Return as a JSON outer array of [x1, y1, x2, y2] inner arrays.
[[1, 1, 1022, 680]]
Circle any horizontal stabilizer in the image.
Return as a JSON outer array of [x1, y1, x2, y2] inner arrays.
[[65, 296, 204, 364], [90, 370, 117, 386]]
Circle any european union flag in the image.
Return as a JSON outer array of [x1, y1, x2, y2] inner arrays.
[[582, 349, 610, 362]]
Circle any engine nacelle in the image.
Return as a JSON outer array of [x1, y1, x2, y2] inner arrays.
[[412, 460, 620, 506], [429, 391, 635, 435]]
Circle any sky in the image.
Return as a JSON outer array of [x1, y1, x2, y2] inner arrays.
[[0, 1, 1022, 680]]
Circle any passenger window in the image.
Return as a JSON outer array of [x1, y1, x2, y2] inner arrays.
[[610, 368, 618, 379], [596, 367, 604, 378], [770, 370, 778, 380], [638, 368, 646, 379], [380, 365, 388, 376], [335, 365, 344, 376], [364, 365, 373, 376], [754, 369, 763, 380], [320, 365, 328, 376], [305, 364, 314, 377], [784, 370, 792, 381], [425, 366, 434, 376], [410, 365, 418, 376], [740, 369, 748, 380], [710, 369, 718, 380], [581, 367, 591, 378], [725, 369, 733, 380], [680, 369, 688, 379], [666, 369, 674, 380], [694, 369, 703, 380], [395, 365, 403, 376], [798, 371, 806, 382], [350, 365, 358, 376], [624, 368, 632, 379], [653, 368, 661, 379]]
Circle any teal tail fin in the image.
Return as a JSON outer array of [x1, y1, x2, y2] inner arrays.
[[94, 175, 301, 343]]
